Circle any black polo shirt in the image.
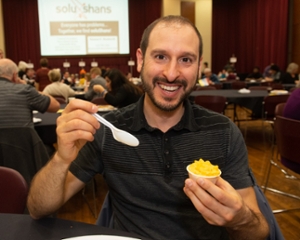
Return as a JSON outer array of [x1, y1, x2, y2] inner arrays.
[[70, 96, 252, 240]]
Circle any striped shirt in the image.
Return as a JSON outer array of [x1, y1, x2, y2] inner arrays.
[[0, 77, 50, 128], [70, 96, 252, 240]]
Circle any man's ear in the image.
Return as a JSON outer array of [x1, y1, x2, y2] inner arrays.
[[136, 48, 143, 73]]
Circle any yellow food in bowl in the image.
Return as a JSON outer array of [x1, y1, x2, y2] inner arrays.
[[188, 159, 220, 176]]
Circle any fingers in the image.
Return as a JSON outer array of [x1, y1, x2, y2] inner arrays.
[[183, 178, 226, 225]]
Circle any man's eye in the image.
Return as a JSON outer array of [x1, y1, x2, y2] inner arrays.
[[181, 57, 192, 63], [155, 55, 165, 60]]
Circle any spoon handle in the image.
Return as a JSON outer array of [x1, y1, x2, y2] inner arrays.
[[92, 113, 115, 130]]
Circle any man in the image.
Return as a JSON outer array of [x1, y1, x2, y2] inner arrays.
[[203, 68, 220, 84], [265, 64, 281, 82], [23, 68, 36, 86], [84, 67, 107, 101], [0, 58, 60, 128], [27, 16, 269, 240]]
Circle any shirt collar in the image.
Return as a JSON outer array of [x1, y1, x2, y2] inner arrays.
[[129, 95, 201, 132]]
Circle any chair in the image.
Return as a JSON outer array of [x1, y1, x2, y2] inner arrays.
[[52, 95, 66, 104], [194, 95, 227, 114], [263, 116, 300, 214], [214, 83, 223, 89], [274, 102, 286, 117], [231, 81, 246, 89], [270, 83, 284, 90], [0, 127, 49, 185], [0, 166, 28, 214], [262, 94, 290, 122], [91, 97, 108, 105]]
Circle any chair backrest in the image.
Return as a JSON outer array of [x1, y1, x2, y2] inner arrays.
[[274, 103, 286, 117], [0, 127, 49, 185], [214, 83, 223, 89], [270, 83, 284, 90], [248, 86, 269, 91], [52, 96, 66, 104], [263, 94, 290, 120], [231, 81, 246, 89], [194, 95, 227, 114], [0, 166, 28, 214], [91, 97, 108, 105], [275, 116, 300, 166]]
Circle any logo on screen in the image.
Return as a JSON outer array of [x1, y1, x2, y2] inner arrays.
[[56, 1, 111, 18]]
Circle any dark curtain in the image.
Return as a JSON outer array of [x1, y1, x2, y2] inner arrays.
[[212, 0, 288, 75], [2, 0, 162, 76]]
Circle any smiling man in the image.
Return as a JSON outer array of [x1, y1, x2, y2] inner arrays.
[[27, 16, 269, 240]]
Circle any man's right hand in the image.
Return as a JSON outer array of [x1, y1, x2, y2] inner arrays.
[[55, 99, 100, 164]]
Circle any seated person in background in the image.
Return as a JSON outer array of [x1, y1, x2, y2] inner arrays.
[[93, 68, 143, 108], [218, 68, 228, 80], [0, 58, 59, 128], [23, 68, 36, 87], [18, 60, 28, 79], [202, 68, 219, 84], [226, 68, 238, 80], [265, 64, 281, 82], [84, 67, 107, 101], [61, 71, 72, 86], [201, 61, 209, 78], [283, 87, 300, 120], [43, 69, 75, 100], [27, 16, 269, 240], [279, 62, 299, 84], [263, 63, 274, 78], [245, 66, 263, 81]]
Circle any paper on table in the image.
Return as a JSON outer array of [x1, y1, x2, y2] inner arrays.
[[62, 235, 141, 240], [238, 88, 250, 94]]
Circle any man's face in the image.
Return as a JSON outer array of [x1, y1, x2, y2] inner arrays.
[[136, 23, 201, 112]]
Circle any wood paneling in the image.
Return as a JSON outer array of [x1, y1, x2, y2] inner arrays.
[[180, 1, 195, 24]]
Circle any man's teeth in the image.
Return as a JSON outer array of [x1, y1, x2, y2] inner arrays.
[[159, 84, 179, 91]]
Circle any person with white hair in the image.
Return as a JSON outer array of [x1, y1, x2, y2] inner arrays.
[[279, 62, 299, 84], [18, 60, 28, 79], [0, 58, 59, 128], [43, 68, 76, 100]]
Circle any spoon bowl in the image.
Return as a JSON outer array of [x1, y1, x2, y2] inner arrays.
[[92, 113, 139, 147]]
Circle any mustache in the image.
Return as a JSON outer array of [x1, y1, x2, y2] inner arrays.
[[152, 77, 188, 89]]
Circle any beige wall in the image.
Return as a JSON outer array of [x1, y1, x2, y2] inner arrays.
[[0, 0, 5, 57], [162, 0, 212, 70]]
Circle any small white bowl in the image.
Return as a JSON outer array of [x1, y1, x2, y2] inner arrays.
[[186, 164, 221, 184]]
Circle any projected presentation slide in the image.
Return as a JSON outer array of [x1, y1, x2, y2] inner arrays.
[[38, 0, 129, 56]]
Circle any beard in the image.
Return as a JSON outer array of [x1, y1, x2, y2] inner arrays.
[[140, 66, 197, 112]]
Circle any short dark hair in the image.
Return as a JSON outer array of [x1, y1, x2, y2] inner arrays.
[[140, 15, 203, 59], [40, 58, 48, 67], [270, 65, 280, 72]]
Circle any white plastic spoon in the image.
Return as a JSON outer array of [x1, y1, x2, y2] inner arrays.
[[92, 113, 139, 147]]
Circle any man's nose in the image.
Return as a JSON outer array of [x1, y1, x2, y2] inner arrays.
[[163, 59, 180, 82]]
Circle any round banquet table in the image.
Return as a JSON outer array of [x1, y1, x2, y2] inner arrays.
[[0, 213, 150, 240]]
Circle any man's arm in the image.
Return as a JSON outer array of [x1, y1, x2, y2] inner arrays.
[[183, 177, 269, 240], [42, 93, 60, 112], [27, 100, 100, 219]]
